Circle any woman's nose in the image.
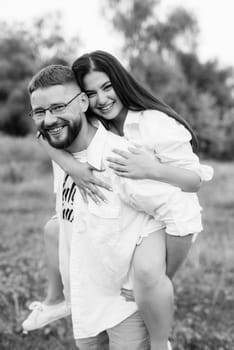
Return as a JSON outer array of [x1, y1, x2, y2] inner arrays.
[[96, 91, 107, 105]]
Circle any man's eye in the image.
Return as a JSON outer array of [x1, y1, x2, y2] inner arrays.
[[34, 109, 45, 116], [52, 104, 66, 112]]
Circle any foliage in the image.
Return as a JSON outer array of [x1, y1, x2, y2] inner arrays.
[[104, 0, 198, 60], [0, 136, 233, 349], [103, 0, 234, 159], [0, 12, 81, 136]]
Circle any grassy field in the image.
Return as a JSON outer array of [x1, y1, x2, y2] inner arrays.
[[0, 134, 233, 350]]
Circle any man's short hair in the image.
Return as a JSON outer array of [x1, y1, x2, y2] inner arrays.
[[28, 65, 78, 94]]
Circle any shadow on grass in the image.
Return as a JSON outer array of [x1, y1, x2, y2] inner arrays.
[[0, 330, 109, 350]]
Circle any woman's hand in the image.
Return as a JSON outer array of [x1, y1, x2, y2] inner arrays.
[[71, 162, 112, 204], [38, 137, 112, 204], [107, 145, 202, 192], [106, 147, 160, 179]]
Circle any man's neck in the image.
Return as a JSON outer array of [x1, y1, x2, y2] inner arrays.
[[67, 122, 97, 153]]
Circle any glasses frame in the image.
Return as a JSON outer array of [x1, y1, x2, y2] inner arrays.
[[29, 91, 83, 119]]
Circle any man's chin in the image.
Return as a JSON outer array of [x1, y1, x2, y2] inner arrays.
[[39, 125, 79, 150], [47, 137, 71, 149], [40, 130, 67, 149]]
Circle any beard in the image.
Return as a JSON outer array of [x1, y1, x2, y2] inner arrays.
[[39, 118, 82, 149]]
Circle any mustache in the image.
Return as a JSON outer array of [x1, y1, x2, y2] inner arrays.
[[38, 120, 70, 137], [41, 119, 69, 132]]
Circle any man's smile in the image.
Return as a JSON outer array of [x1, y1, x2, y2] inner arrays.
[[46, 125, 67, 136]]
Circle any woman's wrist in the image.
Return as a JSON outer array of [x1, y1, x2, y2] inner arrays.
[[147, 162, 201, 192], [145, 162, 163, 180]]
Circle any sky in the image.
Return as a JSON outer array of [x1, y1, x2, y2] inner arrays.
[[0, 0, 234, 68]]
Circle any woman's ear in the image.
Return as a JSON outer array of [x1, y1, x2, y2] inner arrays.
[[79, 92, 89, 112]]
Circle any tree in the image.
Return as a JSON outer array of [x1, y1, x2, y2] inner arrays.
[[102, 0, 234, 159], [178, 52, 234, 115], [0, 12, 82, 136], [103, 0, 198, 61]]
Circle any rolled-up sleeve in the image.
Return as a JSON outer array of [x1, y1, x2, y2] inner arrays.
[[139, 110, 213, 182]]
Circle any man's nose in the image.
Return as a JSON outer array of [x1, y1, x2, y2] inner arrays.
[[44, 110, 57, 125]]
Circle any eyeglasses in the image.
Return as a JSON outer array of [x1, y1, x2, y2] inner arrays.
[[29, 91, 82, 120]]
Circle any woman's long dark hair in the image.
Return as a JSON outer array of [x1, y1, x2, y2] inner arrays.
[[72, 50, 197, 149]]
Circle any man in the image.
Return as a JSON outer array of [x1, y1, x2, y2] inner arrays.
[[25, 64, 166, 349]]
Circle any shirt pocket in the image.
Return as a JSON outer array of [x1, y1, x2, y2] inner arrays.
[[88, 191, 121, 219]]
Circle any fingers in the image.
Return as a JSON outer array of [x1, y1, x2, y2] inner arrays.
[[87, 165, 112, 191], [111, 171, 130, 178], [108, 163, 128, 173], [106, 156, 126, 166], [90, 185, 108, 203], [86, 188, 102, 205], [128, 146, 141, 154], [80, 183, 108, 204], [80, 189, 88, 204], [91, 178, 112, 191], [111, 149, 129, 159]]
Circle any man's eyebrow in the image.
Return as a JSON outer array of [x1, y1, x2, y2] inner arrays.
[[50, 102, 65, 106], [34, 102, 64, 109]]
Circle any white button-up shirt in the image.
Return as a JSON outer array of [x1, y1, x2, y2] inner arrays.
[[54, 111, 213, 339], [119, 110, 213, 236], [54, 123, 160, 339], [124, 109, 213, 181]]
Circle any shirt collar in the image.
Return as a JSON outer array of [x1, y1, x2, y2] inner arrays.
[[73, 122, 108, 170], [123, 110, 142, 130]]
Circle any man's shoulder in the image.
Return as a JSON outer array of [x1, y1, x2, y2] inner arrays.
[[106, 130, 130, 149], [52, 161, 64, 176], [101, 130, 130, 162], [52, 161, 65, 194]]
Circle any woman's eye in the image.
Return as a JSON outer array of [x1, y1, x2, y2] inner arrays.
[[104, 84, 112, 91], [86, 92, 96, 98]]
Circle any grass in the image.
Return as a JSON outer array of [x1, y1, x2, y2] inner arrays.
[[0, 134, 233, 349]]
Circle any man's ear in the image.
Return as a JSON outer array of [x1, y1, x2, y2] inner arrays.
[[79, 92, 89, 112]]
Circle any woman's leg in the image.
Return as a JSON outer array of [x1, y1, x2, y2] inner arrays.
[[43, 217, 64, 304], [132, 229, 174, 350], [166, 234, 193, 279]]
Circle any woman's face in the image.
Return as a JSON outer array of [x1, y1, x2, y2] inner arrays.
[[83, 71, 124, 120]]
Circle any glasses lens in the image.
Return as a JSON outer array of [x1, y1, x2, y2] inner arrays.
[[51, 104, 66, 114]]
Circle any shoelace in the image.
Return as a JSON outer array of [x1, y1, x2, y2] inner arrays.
[[28, 301, 44, 312]]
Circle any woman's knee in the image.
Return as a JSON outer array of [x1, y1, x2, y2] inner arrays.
[[44, 216, 59, 244], [133, 257, 166, 288], [133, 231, 166, 288]]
